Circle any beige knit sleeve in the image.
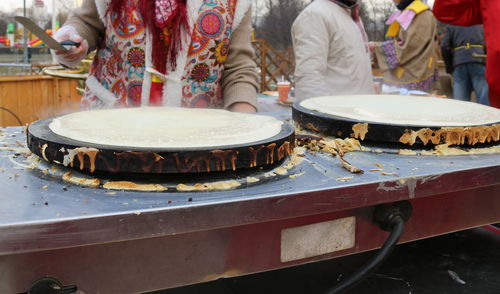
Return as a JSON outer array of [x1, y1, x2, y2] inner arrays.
[[64, 0, 105, 52], [221, 9, 259, 110]]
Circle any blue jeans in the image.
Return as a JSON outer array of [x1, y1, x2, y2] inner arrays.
[[453, 63, 490, 105]]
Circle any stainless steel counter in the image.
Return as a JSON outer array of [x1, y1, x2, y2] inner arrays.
[[1, 126, 499, 294]]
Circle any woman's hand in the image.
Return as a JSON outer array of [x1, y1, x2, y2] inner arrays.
[[228, 102, 257, 113], [367, 41, 376, 53], [52, 26, 89, 68]]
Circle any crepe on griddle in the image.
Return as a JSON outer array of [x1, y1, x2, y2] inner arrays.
[[49, 107, 284, 148], [300, 95, 500, 127]]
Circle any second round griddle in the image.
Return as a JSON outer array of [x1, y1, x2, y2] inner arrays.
[[293, 95, 500, 146], [27, 116, 295, 174]]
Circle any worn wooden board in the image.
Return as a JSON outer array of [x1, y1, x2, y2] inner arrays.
[[0, 75, 81, 127]]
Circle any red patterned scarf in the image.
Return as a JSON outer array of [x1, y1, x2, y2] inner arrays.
[[109, 0, 189, 74]]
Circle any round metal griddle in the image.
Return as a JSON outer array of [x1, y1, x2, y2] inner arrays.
[[27, 116, 295, 174], [293, 103, 500, 146]]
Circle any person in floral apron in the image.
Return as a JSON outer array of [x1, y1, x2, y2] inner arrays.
[[53, 0, 259, 113]]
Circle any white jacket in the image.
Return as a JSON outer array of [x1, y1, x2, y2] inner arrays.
[[292, 0, 374, 100]]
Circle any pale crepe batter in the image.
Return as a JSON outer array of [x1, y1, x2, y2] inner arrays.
[[49, 107, 283, 148], [300, 95, 500, 127]]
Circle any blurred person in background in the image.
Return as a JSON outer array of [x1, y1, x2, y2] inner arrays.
[[441, 24, 489, 105], [291, 0, 374, 100], [369, 0, 440, 92], [52, 0, 259, 113], [433, 0, 500, 108]]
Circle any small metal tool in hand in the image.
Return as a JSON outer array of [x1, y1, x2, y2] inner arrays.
[[14, 16, 81, 52]]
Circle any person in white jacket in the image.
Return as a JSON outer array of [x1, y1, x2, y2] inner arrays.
[[292, 0, 374, 100]]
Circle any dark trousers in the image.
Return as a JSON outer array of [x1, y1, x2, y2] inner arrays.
[[453, 63, 489, 105]]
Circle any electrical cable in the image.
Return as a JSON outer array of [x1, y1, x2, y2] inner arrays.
[[324, 215, 406, 294], [0, 106, 23, 126]]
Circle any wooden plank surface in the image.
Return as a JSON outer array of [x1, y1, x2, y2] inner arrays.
[[0, 75, 82, 127], [0, 76, 19, 126]]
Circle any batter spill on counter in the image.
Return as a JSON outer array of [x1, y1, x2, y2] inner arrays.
[[62, 147, 99, 173], [171, 150, 239, 173], [176, 181, 241, 192], [103, 181, 167, 192], [351, 123, 369, 140], [62, 172, 100, 187], [399, 144, 500, 156], [175, 147, 305, 192], [296, 133, 364, 174], [40, 144, 49, 161], [399, 124, 500, 146], [52, 149, 304, 191], [37, 107, 294, 174]]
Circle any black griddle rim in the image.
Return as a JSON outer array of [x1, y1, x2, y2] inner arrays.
[[292, 102, 500, 130], [28, 116, 295, 153]]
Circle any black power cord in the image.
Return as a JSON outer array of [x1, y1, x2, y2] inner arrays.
[[0, 106, 23, 126], [325, 201, 412, 294]]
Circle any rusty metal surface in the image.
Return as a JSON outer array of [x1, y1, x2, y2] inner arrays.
[[1, 124, 500, 293]]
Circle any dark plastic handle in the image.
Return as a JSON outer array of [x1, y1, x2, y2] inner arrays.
[[59, 40, 81, 49]]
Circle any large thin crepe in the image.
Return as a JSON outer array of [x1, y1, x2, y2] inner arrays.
[[300, 95, 500, 127], [50, 107, 283, 148]]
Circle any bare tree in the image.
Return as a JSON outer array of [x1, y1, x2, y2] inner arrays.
[[255, 0, 309, 50], [251, 0, 266, 28], [359, 2, 374, 39], [50, 0, 77, 26], [254, 0, 395, 48], [376, 0, 396, 39], [362, 0, 395, 41]]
